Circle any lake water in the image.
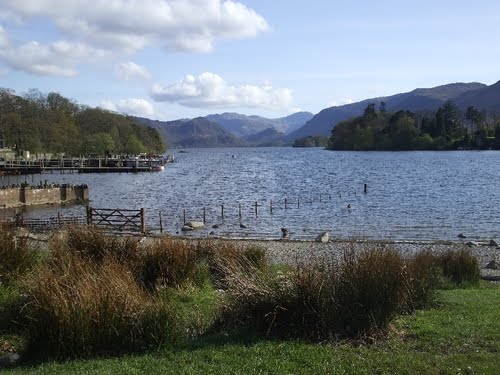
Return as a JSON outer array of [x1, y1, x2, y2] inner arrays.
[[2, 148, 499, 241]]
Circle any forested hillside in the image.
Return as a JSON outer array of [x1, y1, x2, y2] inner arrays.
[[329, 101, 500, 151], [0, 88, 165, 156]]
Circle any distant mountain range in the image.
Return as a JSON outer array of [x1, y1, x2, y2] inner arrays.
[[288, 82, 498, 139], [132, 112, 313, 148], [133, 80, 500, 147]]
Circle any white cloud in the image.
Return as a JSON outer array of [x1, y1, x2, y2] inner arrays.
[[0, 25, 8, 48], [151, 72, 292, 109], [0, 40, 108, 77], [101, 98, 155, 117], [1, 0, 269, 54], [116, 62, 151, 81]]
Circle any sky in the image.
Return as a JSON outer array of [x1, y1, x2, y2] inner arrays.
[[1, 0, 499, 121]]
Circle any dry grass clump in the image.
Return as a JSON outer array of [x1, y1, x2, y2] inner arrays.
[[56, 225, 139, 265], [217, 244, 448, 341], [0, 223, 38, 284], [21, 247, 177, 360], [139, 237, 200, 291], [436, 248, 480, 285], [197, 240, 267, 289], [403, 249, 441, 311]]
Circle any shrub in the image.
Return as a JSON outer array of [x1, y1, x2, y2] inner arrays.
[[403, 249, 441, 311], [436, 248, 480, 285], [199, 240, 267, 289], [138, 237, 199, 291], [22, 249, 178, 360], [0, 223, 38, 284], [219, 244, 414, 341], [56, 225, 139, 265], [329, 246, 409, 336]]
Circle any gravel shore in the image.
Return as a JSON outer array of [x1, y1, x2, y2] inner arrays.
[[226, 238, 499, 266], [21, 229, 500, 280], [209, 238, 500, 281]]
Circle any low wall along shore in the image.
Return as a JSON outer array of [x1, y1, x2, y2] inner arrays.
[[0, 183, 88, 209]]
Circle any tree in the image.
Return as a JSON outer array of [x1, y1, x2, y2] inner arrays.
[[436, 100, 461, 139], [379, 101, 386, 114], [465, 106, 484, 135], [363, 103, 377, 122]]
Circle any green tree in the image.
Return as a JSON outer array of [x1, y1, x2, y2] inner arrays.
[[81, 133, 116, 155], [436, 100, 461, 139], [123, 135, 146, 154]]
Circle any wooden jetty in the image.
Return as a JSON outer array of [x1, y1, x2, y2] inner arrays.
[[0, 155, 172, 175]]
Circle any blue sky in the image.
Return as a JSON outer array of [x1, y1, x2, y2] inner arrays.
[[1, 0, 499, 120]]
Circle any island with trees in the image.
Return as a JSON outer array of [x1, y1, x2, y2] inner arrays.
[[328, 101, 500, 151]]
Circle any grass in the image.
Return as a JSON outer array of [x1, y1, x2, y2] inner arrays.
[[2, 283, 498, 374], [0, 226, 494, 373]]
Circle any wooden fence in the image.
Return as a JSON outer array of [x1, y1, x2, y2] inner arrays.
[[86, 206, 146, 234], [2, 214, 86, 232]]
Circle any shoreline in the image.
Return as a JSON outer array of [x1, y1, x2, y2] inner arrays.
[[19, 229, 500, 280]]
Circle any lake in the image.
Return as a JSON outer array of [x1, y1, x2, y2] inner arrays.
[[1, 148, 499, 241]]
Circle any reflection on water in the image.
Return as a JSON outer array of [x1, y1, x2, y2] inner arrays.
[[1, 148, 499, 241]]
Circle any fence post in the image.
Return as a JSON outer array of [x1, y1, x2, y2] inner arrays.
[[159, 211, 163, 234], [140, 208, 146, 233], [86, 205, 93, 225]]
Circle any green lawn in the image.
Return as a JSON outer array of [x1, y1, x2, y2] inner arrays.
[[3, 283, 499, 375]]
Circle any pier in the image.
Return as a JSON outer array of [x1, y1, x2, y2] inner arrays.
[[0, 155, 172, 175]]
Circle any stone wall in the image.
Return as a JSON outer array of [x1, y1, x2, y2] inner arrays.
[[0, 184, 88, 209]]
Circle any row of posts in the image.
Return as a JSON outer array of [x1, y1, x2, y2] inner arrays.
[[157, 184, 368, 233]]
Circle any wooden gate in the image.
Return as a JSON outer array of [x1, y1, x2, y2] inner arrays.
[[86, 206, 146, 234]]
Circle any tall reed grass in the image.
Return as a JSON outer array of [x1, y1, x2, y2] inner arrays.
[[217, 244, 479, 341], [22, 248, 177, 360], [0, 224, 38, 284]]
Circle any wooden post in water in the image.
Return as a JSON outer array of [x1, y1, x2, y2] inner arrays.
[[297, 197, 300, 208], [203, 207, 206, 223], [285, 197, 288, 210], [221, 205, 224, 220], [270, 200, 273, 214], [319, 194, 322, 202], [183, 209, 186, 224], [159, 211, 163, 233], [140, 208, 146, 233], [254, 201, 258, 217], [239, 203, 242, 218], [364, 183, 368, 194]]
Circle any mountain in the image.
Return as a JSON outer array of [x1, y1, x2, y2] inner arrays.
[[455, 80, 500, 111], [243, 128, 288, 146], [132, 116, 246, 148], [289, 82, 488, 140], [206, 111, 313, 137]]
